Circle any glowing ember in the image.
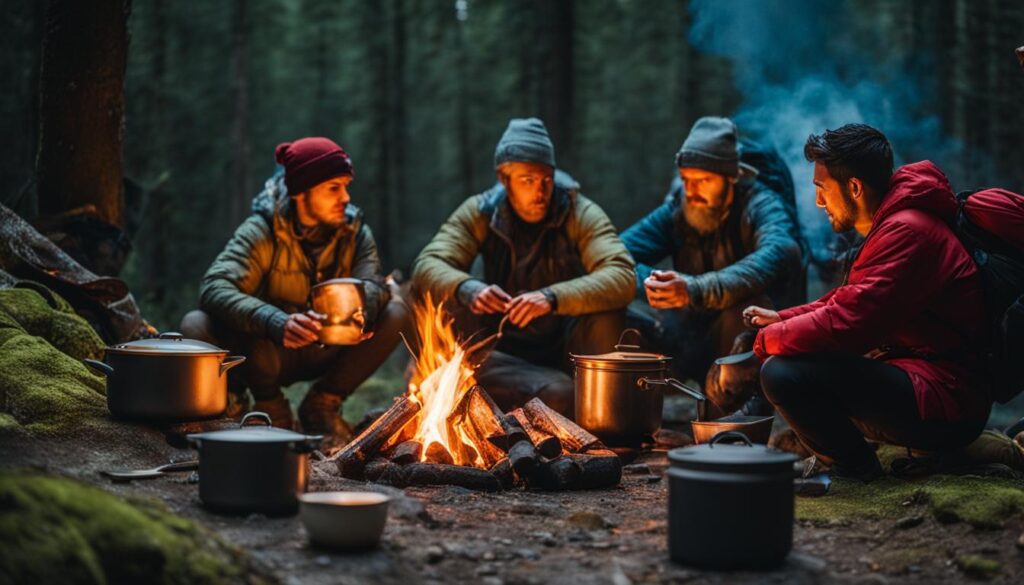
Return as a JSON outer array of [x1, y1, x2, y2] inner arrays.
[[405, 296, 479, 466]]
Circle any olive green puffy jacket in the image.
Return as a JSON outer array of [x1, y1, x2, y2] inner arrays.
[[411, 179, 635, 316], [199, 173, 388, 343]]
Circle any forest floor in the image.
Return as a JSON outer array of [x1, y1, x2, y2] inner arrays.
[[4, 408, 1024, 585]]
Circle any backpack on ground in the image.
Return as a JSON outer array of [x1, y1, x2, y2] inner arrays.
[[955, 188, 1024, 403]]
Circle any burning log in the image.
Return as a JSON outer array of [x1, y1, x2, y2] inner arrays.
[[403, 463, 503, 492], [508, 440, 538, 476], [424, 441, 455, 465], [333, 396, 420, 479], [523, 397, 603, 453], [509, 408, 562, 458], [391, 440, 422, 465], [446, 385, 506, 467], [490, 457, 515, 489], [499, 414, 528, 448], [529, 450, 622, 490]]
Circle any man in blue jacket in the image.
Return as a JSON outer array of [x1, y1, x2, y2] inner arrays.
[[621, 117, 804, 414]]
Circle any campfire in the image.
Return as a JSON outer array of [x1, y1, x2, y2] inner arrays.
[[329, 299, 621, 491]]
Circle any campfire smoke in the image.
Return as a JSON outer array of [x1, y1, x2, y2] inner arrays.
[[329, 296, 621, 491]]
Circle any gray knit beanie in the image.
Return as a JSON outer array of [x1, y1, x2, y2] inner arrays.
[[494, 118, 556, 169], [675, 116, 746, 177]]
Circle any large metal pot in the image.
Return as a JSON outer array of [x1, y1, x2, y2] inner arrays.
[[668, 431, 798, 569], [310, 277, 366, 345], [187, 412, 323, 515], [571, 329, 707, 446], [83, 332, 245, 421]]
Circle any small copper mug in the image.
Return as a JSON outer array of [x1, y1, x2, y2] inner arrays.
[[310, 278, 366, 345]]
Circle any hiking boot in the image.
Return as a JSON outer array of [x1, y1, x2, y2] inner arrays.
[[298, 389, 354, 449], [251, 395, 294, 430]]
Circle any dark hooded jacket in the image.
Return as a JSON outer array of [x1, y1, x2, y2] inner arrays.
[[199, 171, 388, 343], [621, 143, 805, 311], [754, 161, 990, 422]]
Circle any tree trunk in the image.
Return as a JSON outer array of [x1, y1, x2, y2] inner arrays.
[[36, 0, 130, 229], [228, 0, 251, 228]]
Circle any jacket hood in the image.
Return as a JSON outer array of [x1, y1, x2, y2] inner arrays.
[[874, 161, 957, 226]]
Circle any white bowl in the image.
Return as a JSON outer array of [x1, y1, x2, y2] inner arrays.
[[298, 491, 390, 549]]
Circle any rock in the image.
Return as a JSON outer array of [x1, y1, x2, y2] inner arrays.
[[645, 474, 662, 483], [566, 511, 610, 530], [481, 578, 503, 585], [895, 515, 924, 529], [653, 428, 693, 448], [314, 555, 331, 567], [787, 551, 827, 573], [622, 463, 651, 475], [475, 563, 499, 576], [516, 548, 540, 561], [425, 545, 445, 564], [483, 551, 496, 561]]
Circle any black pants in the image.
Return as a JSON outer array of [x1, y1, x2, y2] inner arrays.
[[473, 309, 625, 417], [760, 353, 985, 469], [181, 297, 410, 402]]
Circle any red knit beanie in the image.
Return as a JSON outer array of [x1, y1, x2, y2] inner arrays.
[[274, 137, 354, 196]]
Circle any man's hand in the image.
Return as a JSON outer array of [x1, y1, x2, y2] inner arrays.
[[644, 270, 690, 309], [507, 291, 553, 328], [743, 305, 781, 328], [283, 312, 322, 348], [470, 284, 512, 315]]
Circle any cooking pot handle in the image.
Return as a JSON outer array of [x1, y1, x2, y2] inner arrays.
[[709, 431, 754, 447], [219, 355, 246, 376], [638, 377, 707, 401], [240, 411, 273, 428], [614, 328, 643, 351], [83, 359, 114, 376], [292, 435, 324, 454], [158, 332, 184, 340]]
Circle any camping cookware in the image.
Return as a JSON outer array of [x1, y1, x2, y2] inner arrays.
[[571, 329, 708, 446], [310, 278, 366, 345], [668, 431, 799, 569], [299, 491, 391, 549], [84, 332, 245, 421], [187, 412, 323, 515], [691, 414, 775, 445], [101, 460, 199, 482]]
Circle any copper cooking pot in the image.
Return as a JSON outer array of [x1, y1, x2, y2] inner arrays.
[[310, 278, 366, 345]]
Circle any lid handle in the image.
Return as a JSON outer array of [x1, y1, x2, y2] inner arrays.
[[614, 328, 643, 351], [709, 430, 753, 447], [239, 411, 273, 428], [158, 332, 184, 341]]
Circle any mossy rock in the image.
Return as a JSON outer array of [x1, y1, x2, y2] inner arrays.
[[797, 444, 1024, 529], [0, 288, 112, 436], [0, 471, 276, 585], [956, 554, 1001, 579]]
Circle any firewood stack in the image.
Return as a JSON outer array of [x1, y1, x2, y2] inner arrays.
[[328, 389, 621, 491]]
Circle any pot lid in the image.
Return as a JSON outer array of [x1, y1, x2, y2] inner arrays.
[[106, 332, 228, 355], [668, 434, 797, 474], [187, 412, 321, 444], [571, 328, 671, 369]]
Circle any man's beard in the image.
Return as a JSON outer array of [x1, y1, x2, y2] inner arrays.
[[828, 185, 858, 233], [679, 183, 732, 235]]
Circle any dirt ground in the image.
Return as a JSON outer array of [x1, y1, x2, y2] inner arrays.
[[3, 418, 1024, 585]]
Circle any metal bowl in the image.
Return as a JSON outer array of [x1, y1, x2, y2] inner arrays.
[[690, 415, 774, 445]]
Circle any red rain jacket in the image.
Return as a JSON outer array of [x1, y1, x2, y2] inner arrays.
[[754, 161, 990, 422]]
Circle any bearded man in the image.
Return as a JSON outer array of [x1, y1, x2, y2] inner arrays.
[[621, 117, 804, 413]]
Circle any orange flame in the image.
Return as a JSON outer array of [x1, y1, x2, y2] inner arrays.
[[405, 294, 478, 465]]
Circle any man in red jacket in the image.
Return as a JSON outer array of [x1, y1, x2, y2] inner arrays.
[[744, 124, 990, 481]]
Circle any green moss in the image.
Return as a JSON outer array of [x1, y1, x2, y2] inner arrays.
[[0, 288, 114, 436], [0, 471, 275, 585], [956, 554, 1001, 579], [797, 474, 1024, 529]]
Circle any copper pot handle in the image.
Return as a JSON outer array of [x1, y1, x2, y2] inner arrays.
[[219, 355, 246, 376], [614, 328, 643, 351], [83, 358, 114, 376]]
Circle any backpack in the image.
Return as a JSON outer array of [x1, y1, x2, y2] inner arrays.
[[955, 188, 1024, 403]]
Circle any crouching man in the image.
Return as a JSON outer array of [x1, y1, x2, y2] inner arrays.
[[411, 118, 635, 416], [748, 124, 991, 481], [181, 137, 409, 444]]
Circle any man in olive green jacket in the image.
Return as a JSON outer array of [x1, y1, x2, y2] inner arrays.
[[412, 118, 635, 416], [181, 137, 408, 443]]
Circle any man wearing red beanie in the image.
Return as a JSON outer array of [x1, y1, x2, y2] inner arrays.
[[181, 137, 409, 446]]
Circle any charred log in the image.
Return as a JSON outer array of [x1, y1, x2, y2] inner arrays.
[[508, 440, 538, 477], [509, 408, 562, 458], [530, 456, 582, 490], [489, 457, 515, 489], [499, 414, 528, 447], [390, 440, 422, 465], [523, 397, 603, 453], [529, 450, 621, 490], [333, 396, 420, 479]]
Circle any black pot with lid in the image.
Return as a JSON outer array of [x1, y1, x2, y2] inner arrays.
[[188, 412, 323, 515], [668, 431, 798, 569]]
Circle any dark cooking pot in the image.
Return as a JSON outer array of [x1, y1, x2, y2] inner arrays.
[[187, 412, 323, 516], [84, 332, 245, 421], [571, 329, 707, 446], [668, 431, 799, 569]]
